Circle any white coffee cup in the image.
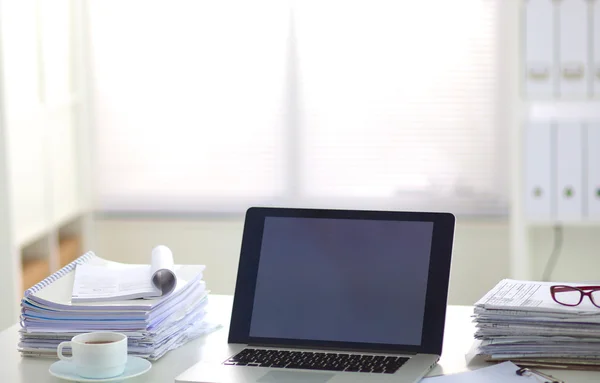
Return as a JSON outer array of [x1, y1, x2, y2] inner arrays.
[[57, 332, 128, 379]]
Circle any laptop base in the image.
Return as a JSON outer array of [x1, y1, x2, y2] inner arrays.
[[176, 344, 438, 383]]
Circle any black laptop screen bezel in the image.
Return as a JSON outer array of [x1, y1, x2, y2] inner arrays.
[[228, 207, 455, 355]]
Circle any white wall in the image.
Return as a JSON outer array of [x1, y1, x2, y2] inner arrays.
[[93, 217, 244, 300], [530, 226, 600, 283], [93, 218, 513, 306], [91, 218, 600, 306], [1, 217, 596, 330]]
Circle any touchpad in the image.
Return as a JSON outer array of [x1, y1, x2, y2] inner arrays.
[[257, 370, 334, 383]]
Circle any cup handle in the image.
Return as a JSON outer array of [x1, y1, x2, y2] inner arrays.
[[57, 341, 73, 362]]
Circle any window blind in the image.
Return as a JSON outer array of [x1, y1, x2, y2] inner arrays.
[[89, 0, 508, 214]]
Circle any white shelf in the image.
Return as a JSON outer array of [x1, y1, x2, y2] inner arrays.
[[514, 100, 600, 279], [527, 100, 600, 121], [515, 105, 600, 279], [0, 0, 92, 330], [526, 219, 600, 227]]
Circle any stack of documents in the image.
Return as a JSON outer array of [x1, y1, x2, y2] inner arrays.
[[18, 251, 219, 360], [473, 279, 600, 369]]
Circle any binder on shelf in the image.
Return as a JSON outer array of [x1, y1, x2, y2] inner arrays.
[[524, 123, 552, 220], [558, 0, 589, 98], [587, 124, 600, 219], [594, 0, 600, 98], [555, 123, 583, 220], [524, 0, 555, 99]]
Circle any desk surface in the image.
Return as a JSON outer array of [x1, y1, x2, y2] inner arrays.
[[1, 295, 599, 382]]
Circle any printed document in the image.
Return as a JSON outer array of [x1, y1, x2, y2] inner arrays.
[[71, 245, 177, 302], [422, 361, 558, 382], [475, 279, 600, 315]]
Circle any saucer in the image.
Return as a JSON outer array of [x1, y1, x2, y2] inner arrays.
[[49, 356, 151, 382]]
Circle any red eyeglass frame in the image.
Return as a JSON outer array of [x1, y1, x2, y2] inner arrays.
[[550, 285, 600, 308]]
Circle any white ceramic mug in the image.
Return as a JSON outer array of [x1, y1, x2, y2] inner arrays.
[[57, 332, 128, 379]]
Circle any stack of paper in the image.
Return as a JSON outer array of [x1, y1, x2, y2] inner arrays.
[[473, 279, 600, 369], [18, 251, 220, 360]]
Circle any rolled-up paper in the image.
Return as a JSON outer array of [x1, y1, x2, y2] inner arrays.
[[150, 245, 177, 297]]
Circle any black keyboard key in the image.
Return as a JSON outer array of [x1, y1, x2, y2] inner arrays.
[[224, 349, 410, 374]]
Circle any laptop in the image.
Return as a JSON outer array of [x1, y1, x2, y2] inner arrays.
[[176, 207, 455, 383]]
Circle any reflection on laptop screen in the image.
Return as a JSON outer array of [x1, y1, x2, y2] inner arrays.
[[249, 217, 434, 346]]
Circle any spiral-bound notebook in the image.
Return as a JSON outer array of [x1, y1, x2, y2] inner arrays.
[[23, 251, 206, 312], [71, 246, 180, 303], [20, 252, 216, 360]]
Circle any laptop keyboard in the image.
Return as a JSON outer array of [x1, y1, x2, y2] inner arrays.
[[223, 348, 410, 374]]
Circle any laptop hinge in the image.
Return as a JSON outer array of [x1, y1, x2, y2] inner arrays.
[[245, 343, 418, 355]]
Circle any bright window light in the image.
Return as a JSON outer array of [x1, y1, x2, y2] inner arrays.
[[89, 0, 508, 214]]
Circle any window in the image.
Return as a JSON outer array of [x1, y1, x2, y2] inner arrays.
[[90, 0, 509, 215]]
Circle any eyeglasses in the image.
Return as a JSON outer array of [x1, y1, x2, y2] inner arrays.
[[550, 285, 600, 308]]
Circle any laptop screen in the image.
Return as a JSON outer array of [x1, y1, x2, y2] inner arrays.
[[229, 207, 455, 355], [248, 216, 433, 346]]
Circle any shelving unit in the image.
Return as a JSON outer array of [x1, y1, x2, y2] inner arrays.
[[20, 217, 85, 291], [511, 102, 600, 280], [528, 101, 600, 121], [0, 0, 93, 330], [510, 0, 600, 280]]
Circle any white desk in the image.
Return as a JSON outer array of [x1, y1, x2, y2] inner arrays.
[[0, 295, 598, 382]]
